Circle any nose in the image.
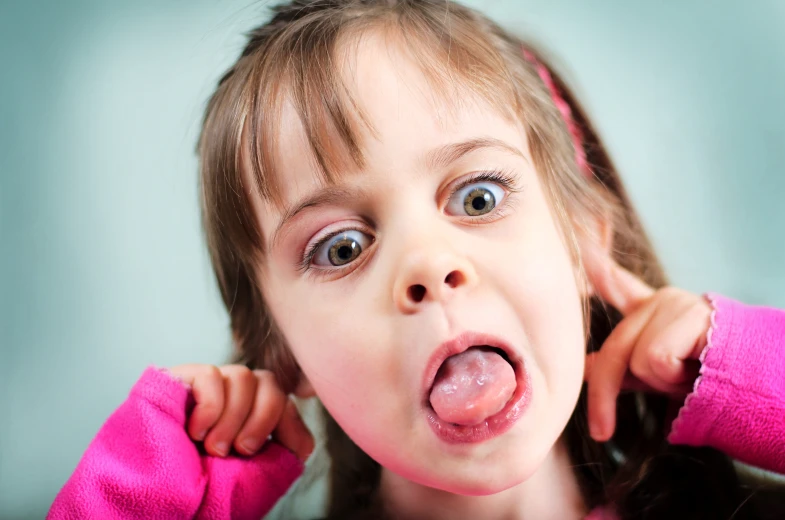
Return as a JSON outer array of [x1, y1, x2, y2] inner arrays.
[[393, 246, 478, 314]]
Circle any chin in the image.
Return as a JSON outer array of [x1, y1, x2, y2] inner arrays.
[[411, 455, 541, 497], [434, 475, 526, 497]]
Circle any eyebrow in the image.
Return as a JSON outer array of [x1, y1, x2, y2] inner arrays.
[[425, 137, 526, 170], [270, 186, 368, 250], [270, 137, 526, 250]]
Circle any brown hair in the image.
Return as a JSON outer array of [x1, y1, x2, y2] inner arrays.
[[197, 1, 772, 518]]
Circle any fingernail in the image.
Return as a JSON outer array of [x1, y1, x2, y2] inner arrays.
[[214, 441, 229, 456], [195, 430, 207, 441], [240, 438, 258, 454]]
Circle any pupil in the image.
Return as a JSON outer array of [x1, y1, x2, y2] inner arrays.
[[329, 236, 363, 266], [472, 195, 487, 211]]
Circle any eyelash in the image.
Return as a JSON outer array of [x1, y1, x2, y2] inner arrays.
[[299, 168, 521, 275], [448, 169, 520, 217], [297, 225, 370, 275], [452, 169, 518, 192]]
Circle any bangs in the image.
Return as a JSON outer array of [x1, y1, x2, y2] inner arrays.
[[242, 4, 525, 209]]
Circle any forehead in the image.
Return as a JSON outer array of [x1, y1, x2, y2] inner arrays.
[[267, 32, 525, 207]]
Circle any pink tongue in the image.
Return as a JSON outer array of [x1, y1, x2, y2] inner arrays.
[[429, 346, 516, 426]]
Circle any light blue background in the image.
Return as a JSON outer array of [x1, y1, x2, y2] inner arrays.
[[2, 1, 784, 518]]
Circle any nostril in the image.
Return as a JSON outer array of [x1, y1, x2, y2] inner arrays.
[[408, 284, 426, 303], [444, 270, 465, 288]]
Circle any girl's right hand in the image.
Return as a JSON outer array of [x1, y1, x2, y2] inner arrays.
[[169, 364, 314, 462]]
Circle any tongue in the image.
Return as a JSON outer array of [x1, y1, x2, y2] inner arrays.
[[429, 346, 516, 426]]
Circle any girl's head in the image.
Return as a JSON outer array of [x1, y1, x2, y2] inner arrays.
[[198, 0, 742, 518]]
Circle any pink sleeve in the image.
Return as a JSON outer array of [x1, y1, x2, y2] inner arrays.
[[668, 293, 785, 474], [48, 366, 304, 520]]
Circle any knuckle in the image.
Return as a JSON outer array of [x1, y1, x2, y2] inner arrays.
[[219, 364, 249, 377], [203, 364, 223, 382], [232, 366, 256, 387], [629, 355, 647, 380], [691, 300, 712, 319], [658, 286, 681, 300], [172, 363, 211, 381], [650, 345, 672, 364], [649, 347, 677, 376], [253, 368, 276, 383], [169, 364, 191, 376], [254, 369, 283, 393], [678, 296, 701, 314]]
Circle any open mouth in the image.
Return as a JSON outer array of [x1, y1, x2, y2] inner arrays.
[[422, 332, 531, 444]]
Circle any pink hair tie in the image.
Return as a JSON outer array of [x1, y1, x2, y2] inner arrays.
[[522, 48, 591, 178]]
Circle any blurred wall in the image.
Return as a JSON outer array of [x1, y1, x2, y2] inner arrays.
[[2, 0, 784, 517]]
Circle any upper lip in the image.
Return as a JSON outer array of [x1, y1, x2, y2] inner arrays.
[[421, 331, 519, 399]]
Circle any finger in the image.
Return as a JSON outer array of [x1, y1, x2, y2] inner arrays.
[[587, 353, 687, 394], [628, 298, 693, 393], [204, 366, 257, 456], [633, 301, 710, 391], [587, 298, 659, 441], [273, 399, 315, 463], [585, 250, 655, 316], [234, 370, 288, 456], [171, 364, 225, 442], [584, 352, 684, 393], [583, 351, 597, 383], [586, 352, 647, 388]]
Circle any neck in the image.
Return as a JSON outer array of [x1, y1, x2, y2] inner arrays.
[[379, 436, 587, 520]]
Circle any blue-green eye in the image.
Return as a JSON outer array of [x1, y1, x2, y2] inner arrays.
[[312, 230, 373, 267], [446, 182, 506, 216]]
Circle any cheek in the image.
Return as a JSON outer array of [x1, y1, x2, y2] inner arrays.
[[524, 252, 585, 399], [496, 204, 586, 402], [281, 309, 402, 455], [272, 288, 366, 381], [264, 274, 395, 422]]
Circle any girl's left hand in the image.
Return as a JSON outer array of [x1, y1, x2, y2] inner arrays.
[[583, 252, 712, 442]]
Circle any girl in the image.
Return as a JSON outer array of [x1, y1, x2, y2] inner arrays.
[[49, 0, 785, 519]]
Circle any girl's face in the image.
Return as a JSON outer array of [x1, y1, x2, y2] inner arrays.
[[255, 38, 587, 494]]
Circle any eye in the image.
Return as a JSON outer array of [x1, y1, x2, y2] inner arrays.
[[445, 181, 506, 217], [311, 229, 374, 267]]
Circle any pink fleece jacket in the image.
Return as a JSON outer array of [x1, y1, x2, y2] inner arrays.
[[48, 294, 785, 520]]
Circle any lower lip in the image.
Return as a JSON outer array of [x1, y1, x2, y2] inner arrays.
[[424, 358, 532, 444]]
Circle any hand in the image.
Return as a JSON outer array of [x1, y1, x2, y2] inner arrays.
[[583, 252, 712, 442], [169, 364, 314, 462]]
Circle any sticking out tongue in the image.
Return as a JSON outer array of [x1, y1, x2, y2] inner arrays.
[[429, 346, 516, 426]]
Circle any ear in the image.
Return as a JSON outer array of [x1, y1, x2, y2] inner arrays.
[[577, 210, 614, 297], [294, 373, 316, 398]]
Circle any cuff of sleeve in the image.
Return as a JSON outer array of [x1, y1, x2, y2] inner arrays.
[[667, 293, 736, 446], [129, 365, 194, 426], [197, 441, 305, 520]]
